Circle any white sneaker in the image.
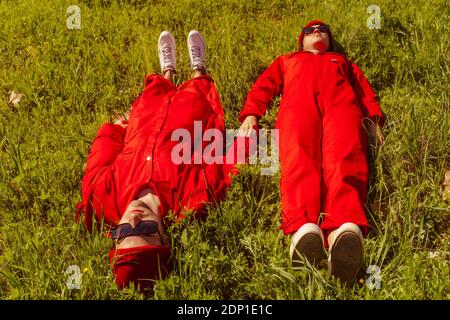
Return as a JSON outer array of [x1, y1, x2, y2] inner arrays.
[[187, 30, 206, 71], [327, 222, 364, 283], [290, 223, 325, 267], [158, 31, 176, 74]]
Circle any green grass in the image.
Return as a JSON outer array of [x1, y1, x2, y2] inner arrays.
[[0, 0, 449, 299]]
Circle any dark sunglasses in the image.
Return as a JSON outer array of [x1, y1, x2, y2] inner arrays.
[[111, 220, 159, 241], [303, 25, 330, 35]]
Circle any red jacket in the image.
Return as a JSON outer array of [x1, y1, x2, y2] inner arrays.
[[77, 74, 252, 231], [238, 51, 385, 126]]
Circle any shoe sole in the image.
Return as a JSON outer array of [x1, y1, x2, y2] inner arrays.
[[291, 232, 324, 268], [328, 231, 363, 284]]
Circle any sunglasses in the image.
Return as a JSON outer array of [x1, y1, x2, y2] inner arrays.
[[303, 25, 330, 35], [111, 220, 160, 242]]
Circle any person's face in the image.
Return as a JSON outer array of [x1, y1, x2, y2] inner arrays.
[[302, 24, 330, 53], [115, 200, 167, 248]]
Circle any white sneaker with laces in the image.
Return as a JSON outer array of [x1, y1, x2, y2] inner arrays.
[[187, 30, 206, 71], [158, 31, 176, 74], [290, 223, 325, 267], [327, 222, 364, 283]]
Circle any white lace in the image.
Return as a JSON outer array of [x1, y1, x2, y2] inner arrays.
[[191, 45, 205, 68], [161, 46, 173, 66]]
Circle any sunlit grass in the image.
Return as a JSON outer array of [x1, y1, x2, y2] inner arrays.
[[0, 0, 449, 299]]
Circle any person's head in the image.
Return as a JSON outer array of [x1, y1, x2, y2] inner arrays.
[[109, 200, 171, 294], [115, 200, 166, 248], [298, 20, 333, 53]]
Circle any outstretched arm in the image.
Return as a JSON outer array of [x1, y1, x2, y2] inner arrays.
[[238, 55, 284, 136], [349, 62, 386, 145], [349, 62, 385, 126]]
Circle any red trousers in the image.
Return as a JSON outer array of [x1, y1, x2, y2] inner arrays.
[[277, 94, 369, 237]]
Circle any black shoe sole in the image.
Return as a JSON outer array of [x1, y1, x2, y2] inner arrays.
[[328, 231, 363, 284], [291, 233, 325, 268]]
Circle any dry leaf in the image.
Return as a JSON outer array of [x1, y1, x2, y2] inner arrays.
[[8, 91, 23, 105], [428, 251, 440, 259], [442, 170, 450, 201]]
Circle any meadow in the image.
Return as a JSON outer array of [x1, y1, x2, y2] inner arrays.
[[0, 0, 449, 299]]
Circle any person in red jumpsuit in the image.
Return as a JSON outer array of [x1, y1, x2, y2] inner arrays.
[[76, 30, 252, 293], [238, 20, 385, 283]]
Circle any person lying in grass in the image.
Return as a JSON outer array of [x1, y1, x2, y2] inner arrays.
[[238, 20, 385, 283], [76, 30, 252, 294]]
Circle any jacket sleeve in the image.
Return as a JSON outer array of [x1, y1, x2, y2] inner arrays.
[[83, 123, 126, 180], [349, 62, 386, 127], [238, 55, 284, 122], [175, 76, 258, 218], [76, 123, 126, 229], [177, 130, 258, 219], [176, 118, 258, 218]]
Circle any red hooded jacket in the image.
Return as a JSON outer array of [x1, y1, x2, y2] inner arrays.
[[77, 74, 252, 231], [238, 51, 385, 126]]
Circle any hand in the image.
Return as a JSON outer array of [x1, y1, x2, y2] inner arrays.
[[367, 121, 384, 147], [237, 115, 258, 137], [113, 111, 129, 129], [114, 119, 128, 129]]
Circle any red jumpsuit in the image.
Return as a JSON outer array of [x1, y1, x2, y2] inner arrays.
[[77, 74, 250, 230], [238, 51, 385, 236]]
